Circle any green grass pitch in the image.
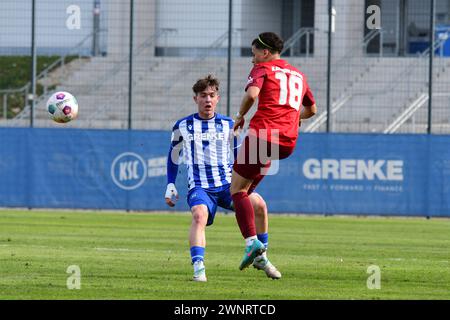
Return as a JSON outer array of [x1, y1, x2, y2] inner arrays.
[[0, 209, 449, 299]]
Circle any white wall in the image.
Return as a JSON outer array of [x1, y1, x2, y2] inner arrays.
[[314, 0, 365, 58], [314, 0, 329, 57], [154, 0, 282, 50], [240, 0, 282, 48], [155, 0, 231, 48], [0, 0, 95, 55], [2, 0, 445, 57], [333, 0, 365, 58], [105, 0, 156, 59]]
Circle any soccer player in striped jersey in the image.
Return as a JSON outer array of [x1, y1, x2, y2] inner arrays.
[[165, 75, 281, 282], [231, 32, 317, 270]]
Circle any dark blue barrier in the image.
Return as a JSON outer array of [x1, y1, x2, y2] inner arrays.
[[0, 128, 183, 211], [0, 128, 449, 217], [265, 133, 450, 217]]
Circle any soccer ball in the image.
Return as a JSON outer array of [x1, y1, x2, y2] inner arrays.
[[46, 91, 79, 123]]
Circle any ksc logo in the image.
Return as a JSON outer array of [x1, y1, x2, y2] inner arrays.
[[111, 152, 147, 190]]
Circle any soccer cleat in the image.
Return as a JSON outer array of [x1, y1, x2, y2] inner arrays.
[[238, 239, 266, 270], [192, 261, 207, 282], [253, 255, 282, 280]]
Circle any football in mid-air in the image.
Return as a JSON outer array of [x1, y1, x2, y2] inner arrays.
[[46, 91, 79, 123]]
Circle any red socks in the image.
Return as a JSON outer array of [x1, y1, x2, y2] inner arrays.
[[232, 192, 256, 239]]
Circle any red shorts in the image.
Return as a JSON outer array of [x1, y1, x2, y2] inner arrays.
[[233, 134, 295, 189]]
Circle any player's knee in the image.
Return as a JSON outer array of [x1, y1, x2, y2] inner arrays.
[[191, 206, 208, 226], [230, 185, 250, 196]]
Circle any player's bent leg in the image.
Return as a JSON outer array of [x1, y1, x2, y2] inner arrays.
[[249, 193, 281, 279], [249, 192, 268, 236], [190, 205, 208, 282], [231, 171, 265, 270], [190, 205, 208, 248], [250, 192, 269, 250], [230, 169, 257, 239]]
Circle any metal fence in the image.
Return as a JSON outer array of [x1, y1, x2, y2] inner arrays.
[[1, 0, 449, 134]]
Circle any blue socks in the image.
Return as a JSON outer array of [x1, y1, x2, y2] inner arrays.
[[190, 246, 205, 264], [257, 233, 269, 249]]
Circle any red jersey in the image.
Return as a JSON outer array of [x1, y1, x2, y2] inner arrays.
[[245, 59, 315, 147]]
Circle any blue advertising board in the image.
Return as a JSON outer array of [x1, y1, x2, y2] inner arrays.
[[0, 128, 449, 217]]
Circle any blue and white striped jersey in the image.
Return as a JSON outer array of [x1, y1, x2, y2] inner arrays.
[[167, 113, 237, 190]]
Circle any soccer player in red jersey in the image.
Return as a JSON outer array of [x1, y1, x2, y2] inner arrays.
[[230, 32, 317, 272]]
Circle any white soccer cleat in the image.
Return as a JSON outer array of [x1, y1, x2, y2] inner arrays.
[[192, 261, 207, 282], [253, 255, 282, 280]]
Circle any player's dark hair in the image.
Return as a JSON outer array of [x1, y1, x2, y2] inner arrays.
[[252, 32, 284, 54], [192, 74, 220, 95]]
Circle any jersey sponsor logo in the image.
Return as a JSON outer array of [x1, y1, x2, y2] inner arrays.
[[186, 131, 226, 141], [302, 158, 404, 181], [247, 76, 254, 85]]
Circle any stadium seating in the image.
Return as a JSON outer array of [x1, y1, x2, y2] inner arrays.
[[15, 53, 450, 134]]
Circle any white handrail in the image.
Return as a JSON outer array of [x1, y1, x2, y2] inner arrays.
[[303, 94, 352, 132], [281, 27, 316, 57], [383, 93, 428, 134]]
